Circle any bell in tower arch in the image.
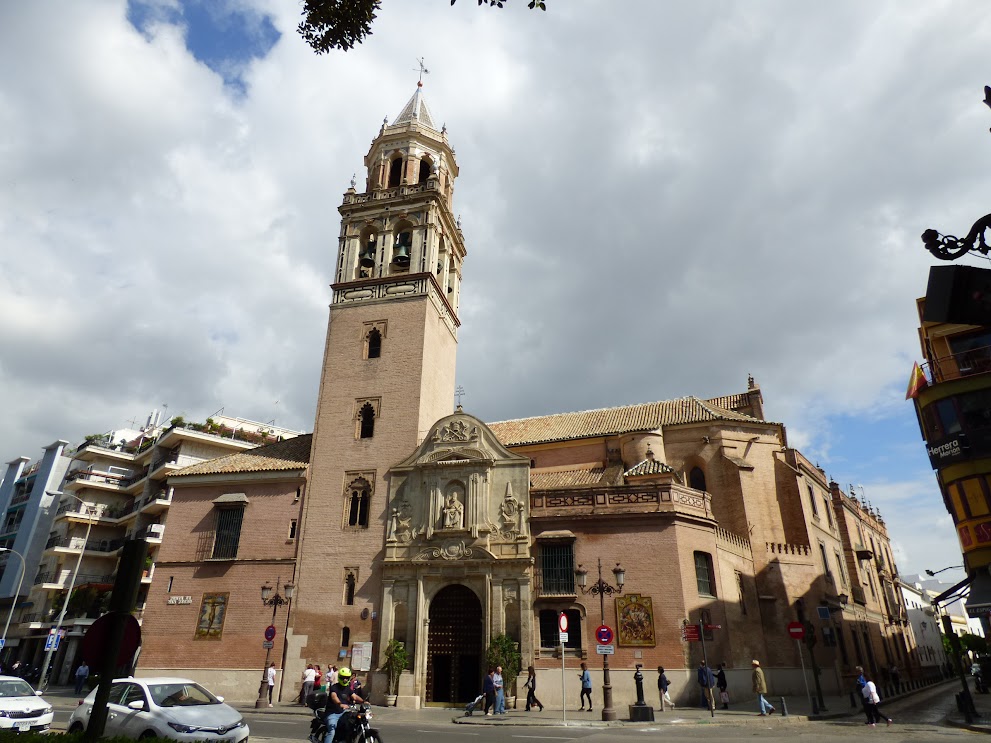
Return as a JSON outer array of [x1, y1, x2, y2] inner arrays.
[[393, 231, 412, 267], [359, 238, 377, 268]]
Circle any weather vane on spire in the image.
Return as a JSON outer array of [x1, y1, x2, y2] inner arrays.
[[414, 57, 430, 87]]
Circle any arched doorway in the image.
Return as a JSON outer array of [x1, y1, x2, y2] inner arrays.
[[427, 584, 483, 704]]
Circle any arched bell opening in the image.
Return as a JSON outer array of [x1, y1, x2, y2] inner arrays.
[[357, 226, 378, 278], [390, 220, 414, 271], [388, 156, 403, 188], [418, 157, 433, 184], [426, 584, 483, 704]]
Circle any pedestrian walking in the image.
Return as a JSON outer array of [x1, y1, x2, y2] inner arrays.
[[482, 668, 496, 716], [854, 665, 871, 724], [494, 665, 506, 714], [578, 662, 592, 711], [74, 660, 90, 695], [327, 665, 338, 688], [890, 664, 901, 694], [314, 664, 323, 690], [524, 665, 544, 712], [266, 662, 277, 706], [752, 660, 775, 716], [696, 660, 715, 711], [861, 676, 891, 727], [657, 666, 673, 711], [300, 664, 316, 705], [716, 663, 729, 710]]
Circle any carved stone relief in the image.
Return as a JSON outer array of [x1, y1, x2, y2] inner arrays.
[[414, 539, 473, 561]]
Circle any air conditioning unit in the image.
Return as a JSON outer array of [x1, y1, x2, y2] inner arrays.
[[147, 524, 165, 537]]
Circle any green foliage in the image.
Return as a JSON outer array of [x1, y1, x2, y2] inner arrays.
[[485, 633, 521, 690], [383, 639, 409, 695], [961, 632, 988, 655], [298, 0, 545, 54], [169, 416, 186, 429]]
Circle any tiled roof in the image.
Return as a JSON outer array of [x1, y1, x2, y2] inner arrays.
[[394, 87, 436, 129], [172, 434, 312, 477], [704, 393, 751, 413], [488, 396, 762, 447], [624, 459, 676, 477], [530, 466, 621, 490]]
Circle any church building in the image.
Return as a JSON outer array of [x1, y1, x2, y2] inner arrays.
[[139, 85, 916, 709]]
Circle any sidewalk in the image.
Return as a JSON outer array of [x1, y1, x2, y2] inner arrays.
[[225, 678, 956, 728], [946, 675, 991, 734]]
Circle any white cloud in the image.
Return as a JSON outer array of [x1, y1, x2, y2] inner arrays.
[[0, 0, 983, 572]]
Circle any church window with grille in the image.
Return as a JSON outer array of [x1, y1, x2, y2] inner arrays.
[[689, 466, 706, 492], [539, 609, 581, 649], [538, 542, 575, 596], [212, 505, 245, 560], [694, 551, 715, 597], [418, 158, 432, 184], [358, 402, 375, 439]]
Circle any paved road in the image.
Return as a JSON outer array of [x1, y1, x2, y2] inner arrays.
[[50, 682, 974, 742]]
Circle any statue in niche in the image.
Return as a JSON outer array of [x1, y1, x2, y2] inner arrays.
[[443, 491, 464, 529], [393, 500, 414, 543]]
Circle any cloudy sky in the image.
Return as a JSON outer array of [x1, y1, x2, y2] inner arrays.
[[3, 0, 990, 579]]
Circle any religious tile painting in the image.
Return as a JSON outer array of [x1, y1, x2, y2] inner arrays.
[[194, 592, 229, 640], [615, 593, 655, 647]]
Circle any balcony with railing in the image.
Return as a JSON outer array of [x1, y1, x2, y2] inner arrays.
[[34, 570, 115, 588], [8, 490, 31, 507], [45, 535, 124, 554], [64, 468, 129, 491], [924, 344, 991, 384], [148, 449, 180, 474]]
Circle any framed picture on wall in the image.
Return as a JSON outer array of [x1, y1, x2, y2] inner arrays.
[[194, 592, 229, 640], [616, 593, 655, 647]]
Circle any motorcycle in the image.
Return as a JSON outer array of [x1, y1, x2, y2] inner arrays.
[[306, 693, 382, 743]]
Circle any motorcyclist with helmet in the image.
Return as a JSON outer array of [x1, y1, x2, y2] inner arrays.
[[324, 667, 364, 743]]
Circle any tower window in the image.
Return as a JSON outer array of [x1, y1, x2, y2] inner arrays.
[[808, 484, 819, 517], [344, 571, 357, 605], [418, 158, 432, 184], [694, 551, 715, 596], [341, 626, 351, 647], [367, 328, 382, 359], [388, 158, 403, 188], [288, 519, 298, 540], [347, 480, 370, 527], [359, 402, 375, 439], [689, 466, 706, 492]]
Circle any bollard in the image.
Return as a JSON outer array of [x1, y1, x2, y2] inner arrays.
[[779, 696, 788, 717]]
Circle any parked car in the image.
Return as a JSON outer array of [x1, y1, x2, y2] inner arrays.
[[68, 677, 248, 742], [0, 676, 53, 733]]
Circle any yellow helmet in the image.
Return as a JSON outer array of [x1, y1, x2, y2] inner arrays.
[[338, 667, 352, 680]]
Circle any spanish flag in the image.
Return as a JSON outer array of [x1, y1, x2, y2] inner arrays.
[[905, 361, 929, 400]]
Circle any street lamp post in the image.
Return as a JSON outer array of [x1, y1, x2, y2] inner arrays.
[[575, 558, 625, 722], [0, 548, 25, 652], [255, 579, 294, 709], [925, 565, 964, 577], [39, 493, 98, 690]]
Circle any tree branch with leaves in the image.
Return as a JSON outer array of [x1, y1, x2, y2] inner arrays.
[[298, 0, 546, 55]]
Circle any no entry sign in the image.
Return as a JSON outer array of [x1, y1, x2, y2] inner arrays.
[[787, 621, 806, 640], [558, 612, 569, 632], [595, 625, 614, 644]]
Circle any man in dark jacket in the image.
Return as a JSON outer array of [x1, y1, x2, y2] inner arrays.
[[715, 663, 728, 709], [696, 660, 715, 710]]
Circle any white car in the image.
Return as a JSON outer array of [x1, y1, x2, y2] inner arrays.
[[68, 677, 249, 742], [0, 676, 53, 733]]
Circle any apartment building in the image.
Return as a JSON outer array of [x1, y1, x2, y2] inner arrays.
[[5, 412, 301, 684]]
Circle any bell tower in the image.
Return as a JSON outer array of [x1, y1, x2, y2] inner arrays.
[[288, 83, 466, 684]]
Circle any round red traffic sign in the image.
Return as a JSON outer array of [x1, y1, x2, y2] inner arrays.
[[787, 621, 805, 640], [265, 624, 277, 641], [558, 612, 569, 632], [596, 625, 614, 644]]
